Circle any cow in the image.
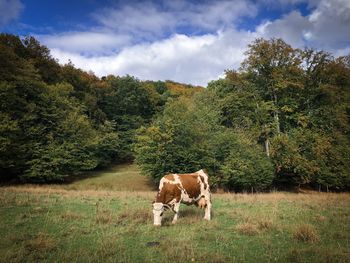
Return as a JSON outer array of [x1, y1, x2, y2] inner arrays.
[[152, 169, 212, 226]]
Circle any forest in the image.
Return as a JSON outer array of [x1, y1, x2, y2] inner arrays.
[[1, 33, 349, 192]]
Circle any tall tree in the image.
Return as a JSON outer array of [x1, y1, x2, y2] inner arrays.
[[242, 38, 303, 135]]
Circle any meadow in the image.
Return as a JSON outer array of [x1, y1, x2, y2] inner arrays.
[[0, 165, 349, 263]]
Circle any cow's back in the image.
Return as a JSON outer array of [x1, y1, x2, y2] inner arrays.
[[178, 173, 201, 199]]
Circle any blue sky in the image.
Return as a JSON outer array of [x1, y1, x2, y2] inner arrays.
[[1, 0, 350, 86]]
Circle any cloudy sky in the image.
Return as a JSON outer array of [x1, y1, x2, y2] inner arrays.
[[1, 0, 350, 86]]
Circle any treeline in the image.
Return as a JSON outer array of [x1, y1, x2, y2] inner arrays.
[[0, 33, 202, 182], [1, 34, 349, 191], [135, 39, 350, 191]]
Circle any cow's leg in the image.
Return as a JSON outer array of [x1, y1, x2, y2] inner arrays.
[[204, 197, 211, 220], [171, 202, 180, 224]]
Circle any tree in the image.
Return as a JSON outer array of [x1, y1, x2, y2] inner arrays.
[[241, 38, 303, 134], [97, 75, 158, 160], [0, 35, 122, 181], [134, 93, 224, 183], [22, 36, 62, 84], [208, 71, 275, 156]]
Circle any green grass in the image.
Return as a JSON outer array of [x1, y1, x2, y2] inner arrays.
[[0, 165, 349, 262]]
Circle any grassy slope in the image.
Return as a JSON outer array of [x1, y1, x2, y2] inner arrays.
[[65, 164, 154, 191], [0, 165, 349, 263]]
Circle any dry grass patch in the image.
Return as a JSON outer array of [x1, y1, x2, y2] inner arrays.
[[288, 248, 350, 263], [95, 209, 114, 224], [257, 219, 274, 231], [32, 206, 46, 213], [163, 247, 231, 263], [160, 240, 199, 263], [293, 224, 319, 243], [1, 185, 155, 199], [229, 209, 244, 219], [235, 222, 260, 235], [25, 232, 56, 252], [195, 252, 230, 263], [61, 211, 83, 220], [96, 236, 121, 258], [217, 192, 350, 206], [9, 233, 32, 245], [116, 208, 152, 224], [315, 215, 327, 222]]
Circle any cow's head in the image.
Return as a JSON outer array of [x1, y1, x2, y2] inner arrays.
[[152, 202, 164, 226]]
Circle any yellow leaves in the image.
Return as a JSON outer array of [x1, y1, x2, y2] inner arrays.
[[136, 126, 172, 145], [312, 136, 332, 158], [281, 105, 294, 113], [165, 81, 203, 98], [297, 115, 309, 128]]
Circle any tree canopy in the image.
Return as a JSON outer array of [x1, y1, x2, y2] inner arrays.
[[0, 33, 202, 182]]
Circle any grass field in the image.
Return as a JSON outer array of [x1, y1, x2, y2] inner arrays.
[[0, 165, 349, 262]]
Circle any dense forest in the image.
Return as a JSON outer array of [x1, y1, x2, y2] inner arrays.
[[1, 34, 349, 191]]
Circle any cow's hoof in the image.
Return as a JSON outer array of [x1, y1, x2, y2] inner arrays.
[[171, 221, 177, 224]]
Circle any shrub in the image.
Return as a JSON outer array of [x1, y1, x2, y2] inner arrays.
[[221, 142, 275, 192]]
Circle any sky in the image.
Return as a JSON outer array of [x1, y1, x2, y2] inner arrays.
[[1, 0, 350, 86]]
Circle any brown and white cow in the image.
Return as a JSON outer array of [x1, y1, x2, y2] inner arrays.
[[152, 169, 211, 226]]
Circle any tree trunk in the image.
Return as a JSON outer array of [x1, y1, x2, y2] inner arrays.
[[273, 93, 281, 134], [265, 138, 270, 157]]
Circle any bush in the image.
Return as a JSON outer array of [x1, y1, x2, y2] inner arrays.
[[221, 140, 275, 192]]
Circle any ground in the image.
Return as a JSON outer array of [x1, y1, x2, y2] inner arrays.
[[0, 165, 349, 262]]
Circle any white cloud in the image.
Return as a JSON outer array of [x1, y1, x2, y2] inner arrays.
[[51, 29, 255, 86], [305, 0, 350, 49], [44, 1, 259, 86], [38, 31, 131, 55], [45, 0, 350, 86], [93, 0, 257, 39], [93, 2, 174, 39], [0, 0, 23, 27], [256, 11, 312, 47], [179, 0, 257, 30], [256, 0, 350, 51]]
